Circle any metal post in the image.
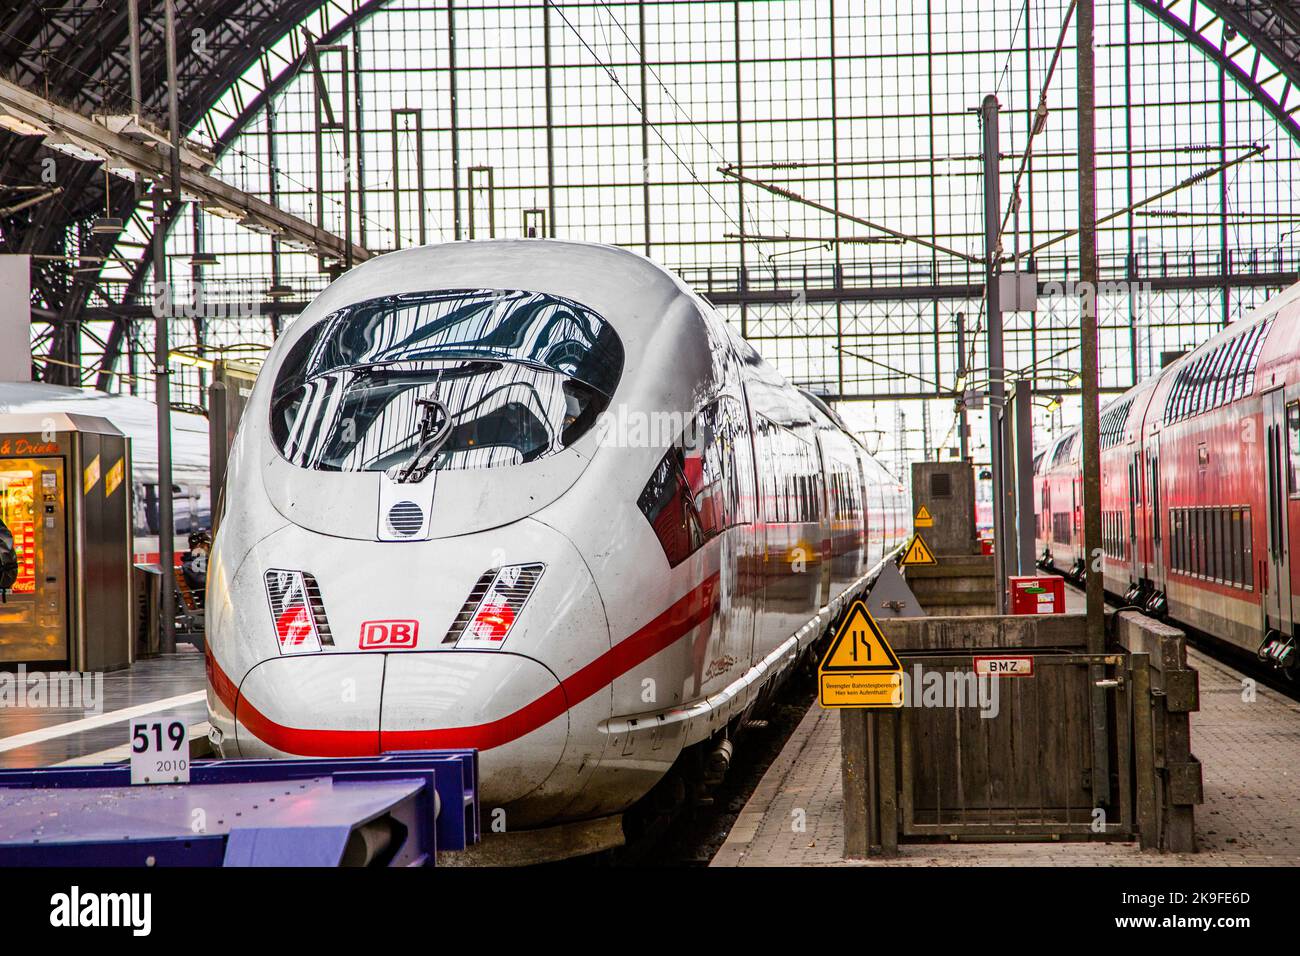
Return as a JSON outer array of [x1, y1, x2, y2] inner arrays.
[[543, 1, 556, 236], [1078, 0, 1103, 652], [353, 23, 367, 251], [266, 89, 283, 339], [155, 0, 181, 654], [126, 0, 142, 116], [981, 94, 1009, 611], [638, 0, 652, 257], [448, 0, 462, 241], [956, 310, 970, 461], [1014, 380, 1036, 573], [733, 0, 747, 338], [1078, 0, 1110, 810], [126, 0, 144, 399]]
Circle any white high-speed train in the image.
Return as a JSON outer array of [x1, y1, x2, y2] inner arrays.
[[205, 240, 907, 841], [0, 382, 210, 563]]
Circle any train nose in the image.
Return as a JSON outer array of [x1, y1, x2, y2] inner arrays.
[[379, 651, 569, 806], [234, 650, 569, 807]]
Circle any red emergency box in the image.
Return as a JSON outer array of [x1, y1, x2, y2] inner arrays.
[[979, 538, 994, 556], [1008, 575, 1065, 615]]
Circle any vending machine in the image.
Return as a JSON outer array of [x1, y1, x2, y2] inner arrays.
[[0, 412, 132, 670]]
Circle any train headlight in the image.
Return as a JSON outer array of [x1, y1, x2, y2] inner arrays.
[[443, 563, 544, 650], [264, 569, 334, 654]]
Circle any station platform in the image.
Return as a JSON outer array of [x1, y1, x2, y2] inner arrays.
[[712, 645, 1300, 866], [0, 649, 208, 769]]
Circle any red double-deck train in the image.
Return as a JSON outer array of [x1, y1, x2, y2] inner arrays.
[[1035, 280, 1300, 674]]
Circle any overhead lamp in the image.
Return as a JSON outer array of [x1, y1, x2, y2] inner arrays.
[[189, 252, 219, 266], [266, 283, 295, 299], [91, 217, 124, 235], [1067, 373, 1081, 389], [0, 113, 50, 136], [278, 238, 310, 253]]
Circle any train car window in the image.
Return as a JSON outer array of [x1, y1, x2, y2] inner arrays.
[[1172, 509, 1183, 573], [639, 397, 747, 566], [1229, 509, 1243, 586], [1208, 343, 1231, 409], [637, 447, 703, 568], [1177, 509, 1186, 573], [1287, 402, 1300, 496], [270, 289, 624, 474], [1237, 512, 1248, 587], [1194, 354, 1213, 416], [1206, 509, 1216, 582], [1224, 332, 1250, 402]]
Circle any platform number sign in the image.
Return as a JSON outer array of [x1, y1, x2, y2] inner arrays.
[[130, 719, 190, 785]]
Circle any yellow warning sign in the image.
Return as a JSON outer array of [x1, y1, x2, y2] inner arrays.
[[901, 532, 937, 566], [104, 457, 124, 498], [914, 504, 934, 528], [818, 600, 903, 708], [83, 454, 101, 495]]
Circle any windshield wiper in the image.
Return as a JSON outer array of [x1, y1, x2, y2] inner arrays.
[[392, 395, 454, 483]]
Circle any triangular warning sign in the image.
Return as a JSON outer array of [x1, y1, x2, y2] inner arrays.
[[901, 532, 937, 566], [914, 504, 934, 527], [915, 505, 932, 520], [818, 600, 903, 708], [819, 601, 901, 673]]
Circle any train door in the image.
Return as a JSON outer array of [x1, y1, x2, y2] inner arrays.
[[1262, 389, 1292, 639], [1127, 453, 1141, 589], [1146, 435, 1165, 599]]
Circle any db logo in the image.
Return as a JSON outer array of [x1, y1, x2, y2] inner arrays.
[[359, 620, 420, 649]]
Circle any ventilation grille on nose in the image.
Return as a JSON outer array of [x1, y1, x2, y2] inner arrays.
[[442, 563, 546, 645], [442, 570, 499, 644], [492, 564, 544, 606], [301, 572, 335, 646], [387, 500, 424, 537]]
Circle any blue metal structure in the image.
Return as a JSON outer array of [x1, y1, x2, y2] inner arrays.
[[0, 750, 478, 867]]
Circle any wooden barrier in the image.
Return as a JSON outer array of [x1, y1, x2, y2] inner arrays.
[[841, 610, 1201, 856], [1112, 611, 1203, 853]]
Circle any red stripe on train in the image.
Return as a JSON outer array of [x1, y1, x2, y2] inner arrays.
[[208, 573, 721, 756]]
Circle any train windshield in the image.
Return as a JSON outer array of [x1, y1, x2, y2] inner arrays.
[[270, 289, 624, 474]]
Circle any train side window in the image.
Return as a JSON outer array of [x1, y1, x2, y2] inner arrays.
[[1201, 509, 1211, 577], [1176, 509, 1185, 572], [1224, 332, 1249, 402], [1207, 509, 1218, 581], [1174, 509, 1184, 573], [1190, 355, 1208, 416], [639, 398, 748, 567], [1171, 509, 1180, 572], [1214, 509, 1224, 583], [637, 446, 702, 568], [1190, 510, 1201, 576], [1229, 509, 1243, 586], [1242, 508, 1254, 588], [1181, 509, 1190, 572], [1287, 402, 1300, 496]]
